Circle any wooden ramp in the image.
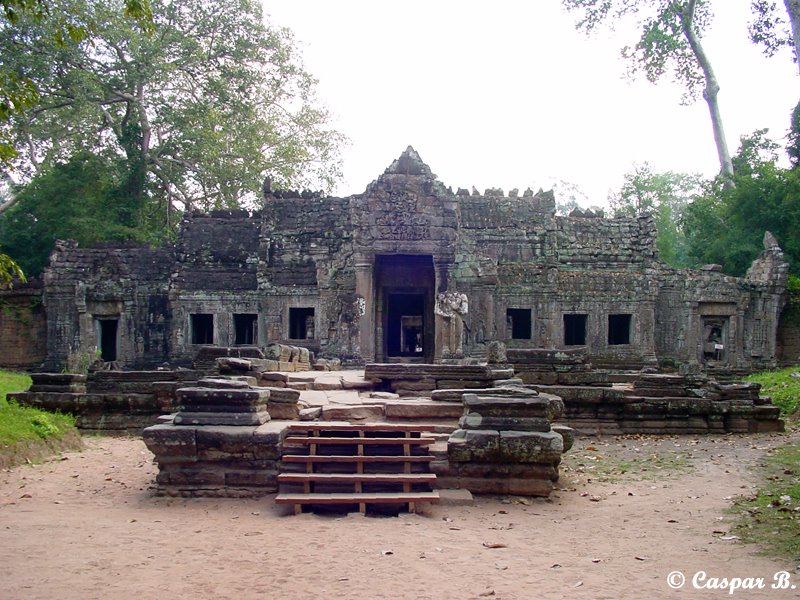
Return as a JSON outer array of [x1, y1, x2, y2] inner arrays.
[[276, 423, 440, 515]]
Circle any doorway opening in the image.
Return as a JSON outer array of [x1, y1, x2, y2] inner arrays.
[[234, 313, 258, 345], [387, 294, 425, 357], [375, 254, 435, 362], [97, 318, 119, 362]]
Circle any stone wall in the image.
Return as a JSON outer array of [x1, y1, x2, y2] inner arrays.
[[13, 147, 789, 373], [0, 281, 46, 369]]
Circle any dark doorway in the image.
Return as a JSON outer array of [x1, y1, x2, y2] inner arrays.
[[608, 314, 632, 345], [387, 293, 425, 357], [97, 319, 118, 362], [191, 313, 214, 344], [506, 308, 532, 340], [234, 313, 258, 345], [564, 314, 588, 346], [289, 307, 315, 340], [375, 255, 435, 362]]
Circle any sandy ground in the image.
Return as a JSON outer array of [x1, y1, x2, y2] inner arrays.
[[1, 431, 799, 600]]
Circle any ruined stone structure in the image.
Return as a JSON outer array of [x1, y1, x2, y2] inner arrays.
[[4, 147, 790, 372]]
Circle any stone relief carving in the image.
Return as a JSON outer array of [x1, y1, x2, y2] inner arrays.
[[436, 291, 468, 357]]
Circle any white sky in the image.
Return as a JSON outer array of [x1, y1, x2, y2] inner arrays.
[[264, 1, 799, 206]]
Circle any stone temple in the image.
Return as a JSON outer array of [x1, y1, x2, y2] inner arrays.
[[0, 147, 793, 373]]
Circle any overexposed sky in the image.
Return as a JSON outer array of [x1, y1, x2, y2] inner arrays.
[[264, 1, 798, 206]]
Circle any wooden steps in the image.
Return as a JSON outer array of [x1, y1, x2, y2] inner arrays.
[[276, 423, 440, 515]]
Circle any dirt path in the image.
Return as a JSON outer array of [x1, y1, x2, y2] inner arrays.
[[1, 431, 798, 600]]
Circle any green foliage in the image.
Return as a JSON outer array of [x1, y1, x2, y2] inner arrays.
[[1, 0, 344, 223], [0, 370, 75, 445], [562, 0, 712, 103], [609, 163, 703, 268], [748, 0, 795, 58], [0, 252, 26, 286], [730, 441, 800, 560], [0, 0, 153, 162], [0, 151, 165, 276], [683, 130, 800, 276], [745, 365, 800, 417]]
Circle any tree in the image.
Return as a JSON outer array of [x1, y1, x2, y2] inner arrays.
[[609, 163, 703, 267], [749, 1, 800, 72], [1, 0, 344, 223], [0, 0, 153, 162], [562, 0, 734, 182], [683, 130, 800, 276], [0, 151, 148, 277]]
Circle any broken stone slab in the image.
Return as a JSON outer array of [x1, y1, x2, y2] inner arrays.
[[173, 411, 270, 426], [299, 406, 322, 421], [176, 387, 270, 407], [297, 390, 328, 407], [459, 414, 551, 432], [257, 371, 288, 384], [262, 387, 300, 403], [216, 357, 253, 373], [369, 391, 400, 400], [383, 399, 463, 420], [267, 402, 300, 420], [463, 393, 564, 421], [431, 385, 538, 403], [312, 377, 343, 391], [143, 424, 198, 463], [434, 488, 475, 505], [321, 404, 385, 421], [196, 377, 252, 389], [31, 372, 88, 385], [551, 424, 575, 452], [441, 476, 554, 496]]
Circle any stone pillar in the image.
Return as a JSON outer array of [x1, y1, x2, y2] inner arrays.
[[354, 256, 375, 362], [639, 302, 659, 366]]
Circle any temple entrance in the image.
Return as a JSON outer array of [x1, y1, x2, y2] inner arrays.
[[387, 294, 424, 356], [375, 255, 435, 362]]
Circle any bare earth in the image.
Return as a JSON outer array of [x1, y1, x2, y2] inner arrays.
[[2, 431, 799, 600]]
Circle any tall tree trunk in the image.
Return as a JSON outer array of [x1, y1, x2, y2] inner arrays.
[[681, 0, 735, 184], [785, 0, 800, 73]]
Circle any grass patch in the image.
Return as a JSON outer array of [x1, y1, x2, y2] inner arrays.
[[745, 366, 800, 418], [730, 441, 800, 561], [0, 370, 81, 468], [563, 446, 694, 483]]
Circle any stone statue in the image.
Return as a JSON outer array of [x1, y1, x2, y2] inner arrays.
[[435, 291, 468, 357]]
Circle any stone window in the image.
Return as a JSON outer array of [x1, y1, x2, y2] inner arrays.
[[233, 314, 258, 345], [289, 307, 315, 340], [190, 313, 214, 345], [506, 308, 532, 340], [563, 314, 587, 346], [608, 314, 632, 345], [96, 318, 118, 361]]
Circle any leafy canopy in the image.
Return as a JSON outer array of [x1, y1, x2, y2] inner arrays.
[[1, 0, 344, 219], [683, 130, 800, 277], [609, 163, 703, 268]]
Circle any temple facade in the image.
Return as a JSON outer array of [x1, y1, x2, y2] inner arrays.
[[4, 147, 790, 372]]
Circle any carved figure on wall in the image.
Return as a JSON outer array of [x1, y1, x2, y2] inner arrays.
[[435, 291, 468, 357]]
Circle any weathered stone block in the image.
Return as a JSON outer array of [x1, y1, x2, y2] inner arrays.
[[173, 411, 270, 426], [463, 393, 564, 421], [499, 430, 563, 464], [267, 401, 300, 420], [551, 424, 575, 452], [143, 424, 197, 463], [459, 413, 551, 432], [263, 387, 300, 402], [447, 429, 500, 463]]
